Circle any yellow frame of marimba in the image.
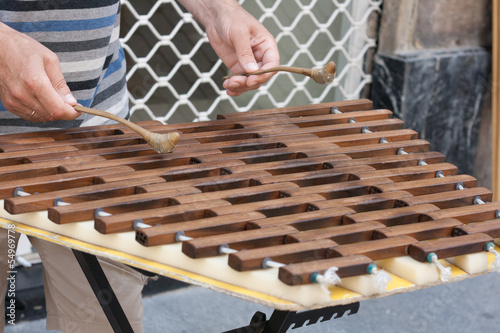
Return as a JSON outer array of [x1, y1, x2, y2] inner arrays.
[[1, 215, 498, 313]]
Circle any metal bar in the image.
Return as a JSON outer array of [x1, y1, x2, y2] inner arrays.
[[72, 249, 134, 333]]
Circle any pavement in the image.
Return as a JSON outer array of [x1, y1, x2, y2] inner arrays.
[[4, 271, 500, 332]]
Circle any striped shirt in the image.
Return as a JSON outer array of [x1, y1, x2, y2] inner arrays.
[[0, 0, 128, 134]]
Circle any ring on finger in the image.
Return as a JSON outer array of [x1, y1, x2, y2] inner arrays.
[[28, 110, 36, 118]]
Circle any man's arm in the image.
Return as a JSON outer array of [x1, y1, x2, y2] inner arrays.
[[178, 0, 280, 97], [0, 22, 79, 122]]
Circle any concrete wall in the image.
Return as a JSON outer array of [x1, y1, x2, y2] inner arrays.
[[371, 0, 492, 187]]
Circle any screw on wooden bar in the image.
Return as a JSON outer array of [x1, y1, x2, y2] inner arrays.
[[348, 117, 356, 123], [361, 126, 372, 134], [175, 231, 193, 242], [262, 257, 286, 269], [95, 208, 112, 218], [435, 171, 445, 178], [417, 159, 428, 166], [331, 107, 341, 114], [379, 137, 388, 144], [455, 182, 466, 190], [397, 148, 408, 155], [133, 219, 152, 229], [473, 196, 486, 205], [13, 187, 31, 197], [218, 244, 238, 255], [53, 198, 71, 207]]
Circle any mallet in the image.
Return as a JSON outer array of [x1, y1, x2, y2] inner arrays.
[[223, 61, 336, 84], [74, 105, 180, 154]]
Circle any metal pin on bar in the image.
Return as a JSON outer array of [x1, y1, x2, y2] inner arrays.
[[361, 126, 372, 134], [397, 148, 408, 155], [496, 209, 500, 219], [435, 171, 445, 178], [455, 182, 466, 190], [175, 231, 193, 242], [348, 117, 356, 123], [13, 187, 31, 197], [218, 244, 238, 255], [379, 137, 388, 144], [95, 208, 112, 218], [418, 159, 428, 166], [133, 219, 151, 229], [330, 107, 341, 114], [262, 257, 286, 269], [54, 198, 71, 206], [473, 196, 486, 205]]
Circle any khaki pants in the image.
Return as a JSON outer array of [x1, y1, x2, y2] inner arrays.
[[1, 227, 149, 333]]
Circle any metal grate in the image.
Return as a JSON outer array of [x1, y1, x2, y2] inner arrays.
[[120, 0, 382, 124]]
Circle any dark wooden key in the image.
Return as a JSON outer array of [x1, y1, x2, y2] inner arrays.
[[372, 174, 477, 196], [286, 221, 386, 244], [0, 166, 134, 199], [351, 163, 458, 182], [97, 159, 245, 183], [170, 182, 298, 205], [326, 235, 418, 260], [137, 170, 273, 193], [93, 199, 231, 233], [408, 233, 494, 262], [209, 194, 326, 217], [284, 129, 418, 148], [4, 176, 165, 214], [395, 187, 492, 209], [228, 239, 338, 271], [282, 177, 394, 199], [182, 225, 299, 258], [453, 219, 500, 238], [255, 165, 375, 186], [422, 202, 500, 223], [0, 155, 105, 182], [0, 145, 78, 166], [135, 211, 267, 246], [372, 218, 463, 241], [227, 154, 352, 175], [278, 255, 373, 286], [329, 151, 444, 170], [217, 99, 374, 119], [342, 204, 440, 226], [246, 206, 356, 231], [47, 186, 201, 224], [310, 191, 413, 213]]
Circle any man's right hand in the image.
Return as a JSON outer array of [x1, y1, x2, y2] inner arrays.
[[0, 22, 80, 122]]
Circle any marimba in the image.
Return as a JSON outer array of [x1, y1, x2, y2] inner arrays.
[[0, 99, 499, 331]]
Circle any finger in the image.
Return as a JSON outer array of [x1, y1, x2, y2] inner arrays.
[[33, 75, 80, 121], [44, 54, 78, 106], [230, 27, 260, 74]]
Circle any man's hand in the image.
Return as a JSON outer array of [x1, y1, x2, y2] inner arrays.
[[179, 0, 280, 97], [0, 23, 80, 122]]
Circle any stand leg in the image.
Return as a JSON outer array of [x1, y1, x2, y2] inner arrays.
[[72, 249, 134, 333]]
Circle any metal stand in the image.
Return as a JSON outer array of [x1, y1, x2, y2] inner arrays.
[[223, 302, 360, 333], [73, 249, 359, 333], [72, 249, 134, 333]]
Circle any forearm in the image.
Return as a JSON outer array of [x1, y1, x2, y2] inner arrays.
[[177, 0, 240, 27]]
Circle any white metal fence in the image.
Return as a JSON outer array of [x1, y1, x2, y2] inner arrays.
[[120, 0, 382, 124]]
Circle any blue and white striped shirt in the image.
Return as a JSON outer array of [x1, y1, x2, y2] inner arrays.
[[0, 0, 128, 133]]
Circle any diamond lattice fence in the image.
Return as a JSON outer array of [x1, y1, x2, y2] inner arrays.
[[120, 0, 382, 124]]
